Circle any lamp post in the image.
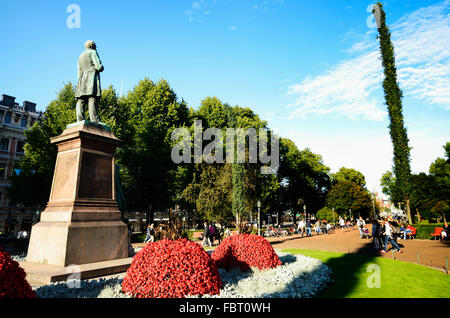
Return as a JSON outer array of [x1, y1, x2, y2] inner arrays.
[[257, 200, 261, 236]]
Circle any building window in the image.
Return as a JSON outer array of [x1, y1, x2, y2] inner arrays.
[[16, 141, 25, 153], [21, 117, 27, 128], [0, 139, 9, 151], [4, 112, 11, 124], [0, 163, 6, 178], [0, 110, 4, 122]]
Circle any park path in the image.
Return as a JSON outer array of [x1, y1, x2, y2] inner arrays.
[[265, 226, 450, 271], [132, 226, 449, 271]]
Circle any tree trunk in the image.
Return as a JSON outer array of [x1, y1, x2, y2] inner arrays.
[[405, 198, 412, 224], [236, 213, 240, 233]]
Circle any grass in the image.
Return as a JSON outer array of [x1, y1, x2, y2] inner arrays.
[[282, 249, 450, 298]]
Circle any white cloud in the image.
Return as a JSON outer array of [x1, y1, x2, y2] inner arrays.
[[185, 0, 211, 22], [228, 25, 237, 31], [287, 51, 386, 121], [284, 128, 448, 198], [287, 0, 450, 120]]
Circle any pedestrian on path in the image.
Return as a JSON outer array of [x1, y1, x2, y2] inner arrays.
[[144, 224, 155, 243], [380, 220, 402, 254], [306, 219, 312, 237], [202, 221, 212, 247], [357, 216, 366, 238]]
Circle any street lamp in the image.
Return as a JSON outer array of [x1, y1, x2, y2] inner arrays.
[[257, 200, 261, 236]]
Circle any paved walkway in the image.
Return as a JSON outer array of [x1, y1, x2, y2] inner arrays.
[[132, 227, 449, 271], [265, 227, 450, 271]]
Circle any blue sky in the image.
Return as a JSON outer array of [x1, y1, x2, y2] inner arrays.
[[1, 0, 449, 197]]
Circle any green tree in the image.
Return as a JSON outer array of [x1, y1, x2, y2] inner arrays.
[[8, 83, 128, 210], [119, 78, 190, 225], [278, 139, 331, 220], [326, 181, 372, 219], [332, 167, 366, 187], [316, 207, 339, 223], [374, 2, 413, 223]]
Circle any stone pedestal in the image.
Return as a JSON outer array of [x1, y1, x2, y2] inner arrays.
[[26, 121, 130, 272]]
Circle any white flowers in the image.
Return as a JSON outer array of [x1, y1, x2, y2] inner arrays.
[[192, 252, 333, 298], [33, 252, 333, 298]]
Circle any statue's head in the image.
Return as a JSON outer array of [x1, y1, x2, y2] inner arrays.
[[84, 40, 97, 50]]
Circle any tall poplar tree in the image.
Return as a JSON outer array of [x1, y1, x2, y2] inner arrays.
[[373, 2, 413, 223]]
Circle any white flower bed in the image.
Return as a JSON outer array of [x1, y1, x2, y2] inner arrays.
[[33, 252, 333, 298], [191, 252, 333, 298]]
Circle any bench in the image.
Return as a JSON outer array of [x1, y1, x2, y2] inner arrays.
[[406, 227, 416, 239], [430, 227, 443, 240]]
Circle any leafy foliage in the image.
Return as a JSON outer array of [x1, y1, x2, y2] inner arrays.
[[154, 209, 186, 240], [122, 239, 222, 298], [211, 234, 281, 271], [0, 246, 36, 298], [375, 2, 413, 222], [331, 167, 366, 187], [316, 207, 339, 222], [326, 181, 372, 218]]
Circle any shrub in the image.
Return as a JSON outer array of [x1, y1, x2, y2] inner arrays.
[[211, 234, 282, 271], [122, 239, 222, 298], [0, 246, 36, 298], [131, 232, 146, 243], [412, 223, 445, 239]]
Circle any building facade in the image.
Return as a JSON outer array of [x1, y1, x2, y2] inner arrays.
[[0, 94, 42, 234]]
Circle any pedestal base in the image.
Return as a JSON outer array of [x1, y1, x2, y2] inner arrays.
[[26, 121, 129, 267], [27, 220, 128, 266], [20, 257, 133, 285]]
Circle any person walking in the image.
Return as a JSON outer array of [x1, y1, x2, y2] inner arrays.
[[380, 220, 402, 254], [306, 218, 312, 237], [144, 224, 155, 243], [216, 222, 223, 244], [209, 223, 216, 246], [202, 221, 212, 247], [371, 218, 381, 250], [297, 219, 305, 236], [357, 216, 366, 238], [322, 219, 328, 235]]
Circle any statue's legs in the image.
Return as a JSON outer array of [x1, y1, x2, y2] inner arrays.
[[88, 96, 99, 123], [76, 98, 86, 121], [76, 96, 99, 122]]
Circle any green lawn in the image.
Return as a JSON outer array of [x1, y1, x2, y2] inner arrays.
[[283, 249, 450, 298]]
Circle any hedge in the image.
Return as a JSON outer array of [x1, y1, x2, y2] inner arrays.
[[412, 223, 445, 240]]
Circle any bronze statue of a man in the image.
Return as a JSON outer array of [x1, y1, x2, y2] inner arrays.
[[75, 40, 104, 122]]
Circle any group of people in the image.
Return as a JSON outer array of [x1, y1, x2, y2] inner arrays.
[[296, 218, 332, 237], [201, 221, 224, 247], [370, 217, 404, 253]]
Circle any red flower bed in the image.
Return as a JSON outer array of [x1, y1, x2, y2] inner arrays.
[[211, 234, 282, 271], [122, 239, 222, 298], [0, 246, 36, 298]]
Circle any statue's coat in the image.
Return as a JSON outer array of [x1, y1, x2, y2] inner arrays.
[[75, 48, 104, 98]]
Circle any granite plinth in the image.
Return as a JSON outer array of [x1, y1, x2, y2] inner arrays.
[[26, 121, 128, 268]]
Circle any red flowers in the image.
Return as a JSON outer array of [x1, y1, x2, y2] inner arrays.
[[0, 246, 36, 298], [122, 239, 222, 298], [211, 234, 282, 271]]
